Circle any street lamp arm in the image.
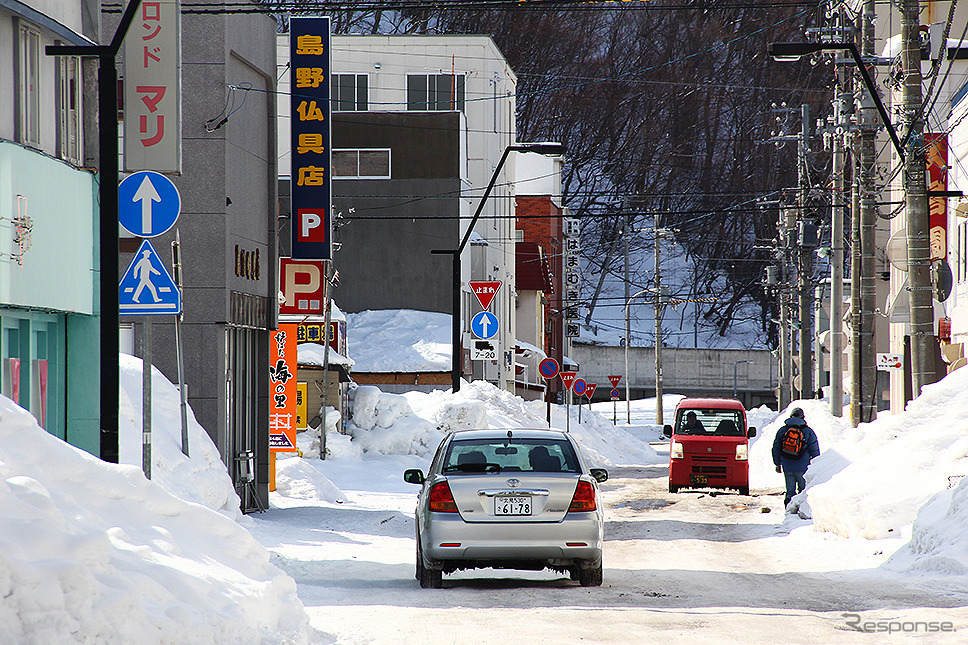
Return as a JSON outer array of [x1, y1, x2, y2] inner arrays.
[[768, 42, 905, 161]]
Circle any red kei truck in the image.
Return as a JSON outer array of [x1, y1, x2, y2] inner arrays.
[[662, 398, 757, 496]]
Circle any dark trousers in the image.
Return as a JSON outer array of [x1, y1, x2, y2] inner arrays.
[[783, 469, 806, 506]]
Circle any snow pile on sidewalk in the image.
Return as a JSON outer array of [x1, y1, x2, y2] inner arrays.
[[339, 379, 659, 466], [0, 389, 309, 644], [747, 367, 968, 575], [804, 368, 968, 542], [118, 354, 241, 518]]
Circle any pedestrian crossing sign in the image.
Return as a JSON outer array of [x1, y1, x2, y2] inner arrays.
[[119, 239, 181, 315]]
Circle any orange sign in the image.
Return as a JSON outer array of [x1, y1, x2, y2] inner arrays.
[[269, 324, 299, 452]]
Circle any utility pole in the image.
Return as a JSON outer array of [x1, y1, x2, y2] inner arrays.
[[797, 104, 814, 400], [779, 207, 795, 407], [901, 0, 936, 395], [829, 65, 849, 417], [625, 210, 631, 423], [654, 225, 664, 426], [851, 1, 878, 425]]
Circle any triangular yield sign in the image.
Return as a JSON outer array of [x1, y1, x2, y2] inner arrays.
[[608, 374, 622, 388], [559, 371, 577, 389], [585, 383, 598, 399], [469, 280, 502, 310]]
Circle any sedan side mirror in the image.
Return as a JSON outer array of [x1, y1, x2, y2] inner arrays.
[[403, 469, 425, 485], [663, 425, 673, 438], [589, 468, 608, 483], [747, 427, 757, 438]]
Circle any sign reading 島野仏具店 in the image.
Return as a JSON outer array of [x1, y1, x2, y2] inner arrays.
[[123, 0, 181, 173], [290, 17, 332, 260], [269, 324, 299, 453]]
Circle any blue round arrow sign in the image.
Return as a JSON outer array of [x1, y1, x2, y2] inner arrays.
[[471, 311, 499, 340], [572, 379, 587, 396], [119, 171, 181, 237], [538, 357, 559, 379]]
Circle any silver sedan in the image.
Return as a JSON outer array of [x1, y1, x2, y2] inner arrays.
[[404, 428, 608, 588]]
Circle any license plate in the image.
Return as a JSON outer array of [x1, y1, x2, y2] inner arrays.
[[494, 495, 532, 516], [689, 474, 708, 485]]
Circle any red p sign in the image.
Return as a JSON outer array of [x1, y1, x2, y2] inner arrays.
[[280, 258, 324, 314], [297, 209, 327, 243]]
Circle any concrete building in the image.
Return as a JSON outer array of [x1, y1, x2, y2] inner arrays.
[[114, 4, 279, 512], [277, 34, 520, 392], [0, 0, 101, 452]]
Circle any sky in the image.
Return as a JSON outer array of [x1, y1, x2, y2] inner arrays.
[[2, 329, 968, 642]]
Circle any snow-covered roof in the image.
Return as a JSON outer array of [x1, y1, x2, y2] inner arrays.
[[297, 343, 354, 368]]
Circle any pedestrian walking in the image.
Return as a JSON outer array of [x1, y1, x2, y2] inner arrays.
[[772, 407, 820, 510]]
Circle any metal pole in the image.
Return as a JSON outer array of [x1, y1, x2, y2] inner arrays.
[[142, 318, 152, 479], [624, 212, 631, 424], [171, 230, 190, 456], [856, 1, 878, 423], [654, 227, 663, 426], [779, 208, 794, 408], [798, 105, 814, 400], [45, 0, 144, 463], [320, 259, 335, 459], [830, 87, 846, 417], [901, 0, 936, 396]]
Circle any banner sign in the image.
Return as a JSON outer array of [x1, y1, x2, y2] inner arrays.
[[290, 17, 333, 260], [124, 0, 181, 172], [269, 324, 299, 452], [925, 133, 948, 261]]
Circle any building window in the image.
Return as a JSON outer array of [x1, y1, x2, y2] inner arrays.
[[333, 149, 390, 179], [16, 21, 42, 147], [407, 74, 465, 112], [331, 73, 368, 111], [57, 53, 81, 163]]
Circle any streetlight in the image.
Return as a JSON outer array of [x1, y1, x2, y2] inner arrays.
[[624, 289, 651, 424], [733, 360, 754, 400], [433, 142, 566, 392], [767, 42, 904, 159]]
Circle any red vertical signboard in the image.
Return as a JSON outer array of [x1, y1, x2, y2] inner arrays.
[[925, 133, 948, 261], [269, 324, 299, 452]]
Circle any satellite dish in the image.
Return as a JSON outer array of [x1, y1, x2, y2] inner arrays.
[[885, 231, 908, 271], [934, 259, 953, 302]]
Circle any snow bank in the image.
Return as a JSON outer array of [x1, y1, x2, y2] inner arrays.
[[346, 309, 451, 372], [804, 368, 968, 539], [0, 393, 309, 644], [337, 379, 659, 467], [344, 386, 444, 456], [886, 476, 968, 575], [118, 354, 241, 519]]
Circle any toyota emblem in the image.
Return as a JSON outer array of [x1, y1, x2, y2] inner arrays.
[[506, 478, 520, 488]]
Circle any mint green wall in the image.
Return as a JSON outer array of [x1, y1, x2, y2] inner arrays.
[[66, 314, 100, 455], [0, 143, 96, 314]]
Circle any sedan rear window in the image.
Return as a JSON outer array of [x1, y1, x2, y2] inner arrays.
[[443, 438, 580, 473]]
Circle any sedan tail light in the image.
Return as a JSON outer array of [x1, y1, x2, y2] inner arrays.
[[428, 481, 459, 512], [568, 480, 597, 512]]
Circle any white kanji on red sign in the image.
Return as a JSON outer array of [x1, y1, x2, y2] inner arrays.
[[585, 383, 598, 399], [608, 375, 622, 387], [469, 280, 502, 310], [559, 371, 577, 389]]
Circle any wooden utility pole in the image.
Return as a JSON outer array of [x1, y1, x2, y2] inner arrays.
[[797, 104, 814, 400]]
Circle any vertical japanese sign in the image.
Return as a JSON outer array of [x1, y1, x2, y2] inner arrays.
[[925, 133, 948, 261], [290, 17, 332, 260], [269, 324, 299, 452], [123, 0, 181, 173]]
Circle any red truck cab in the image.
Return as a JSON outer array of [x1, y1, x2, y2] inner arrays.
[[663, 398, 756, 495]]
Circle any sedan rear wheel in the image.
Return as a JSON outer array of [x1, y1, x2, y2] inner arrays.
[[578, 561, 603, 587], [416, 541, 442, 589]]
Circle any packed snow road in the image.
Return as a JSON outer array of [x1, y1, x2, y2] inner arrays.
[[254, 456, 968, 645]]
